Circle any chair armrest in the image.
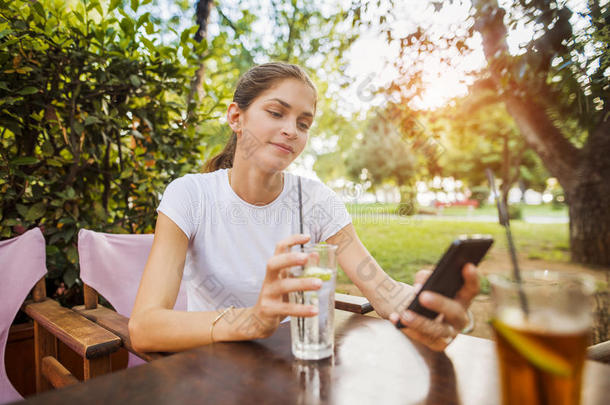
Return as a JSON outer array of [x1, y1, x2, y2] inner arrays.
[[23, 298, 121, 359], [335, 293, 374, 314], [73, 305, 166, 362], [587, 340, 610, 364]]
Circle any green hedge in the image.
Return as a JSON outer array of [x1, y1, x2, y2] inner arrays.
[[0, 0, 214, 301]]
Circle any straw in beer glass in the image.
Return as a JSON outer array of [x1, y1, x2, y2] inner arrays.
[[485, 168, 529, 316]]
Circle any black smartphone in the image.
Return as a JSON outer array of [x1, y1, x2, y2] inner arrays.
[[396, 236, 493, 327]]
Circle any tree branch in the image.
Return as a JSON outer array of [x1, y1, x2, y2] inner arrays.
[[473, 0, 581, 189]]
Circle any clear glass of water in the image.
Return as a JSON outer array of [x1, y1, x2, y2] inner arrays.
[[289, 243, 338, 360]]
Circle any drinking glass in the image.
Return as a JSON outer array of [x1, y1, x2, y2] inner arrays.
[[289, 243, 338, 360], [489, 270, 594, 405]]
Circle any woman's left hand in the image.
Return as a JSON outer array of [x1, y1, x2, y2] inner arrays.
[[388, 263, 479, 351]]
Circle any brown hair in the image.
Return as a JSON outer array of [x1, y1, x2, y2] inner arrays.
[[203, 62, 317, 172]]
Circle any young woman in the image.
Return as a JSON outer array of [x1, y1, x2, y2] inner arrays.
[[129, 62, 479, 353]]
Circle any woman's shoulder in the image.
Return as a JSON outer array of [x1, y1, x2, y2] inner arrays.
[[168, 169, 227, 187], [163, 169, 227, 197]]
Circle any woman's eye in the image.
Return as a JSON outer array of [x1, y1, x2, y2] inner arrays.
[[298, 122, 310, 131], [268, 110, 282, 118]]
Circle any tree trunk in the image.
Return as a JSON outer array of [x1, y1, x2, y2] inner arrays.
[[567, 181, 610, 265], [567, 113, 610, 265], [187, 0, 214, 117]]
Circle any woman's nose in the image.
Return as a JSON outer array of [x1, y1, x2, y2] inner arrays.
[[281, 120, 298, 139]]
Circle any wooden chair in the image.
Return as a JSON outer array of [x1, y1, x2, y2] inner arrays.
[[73, 229, 188, 366], [73, 229, 372, 367], [1, 228, 120, 403]]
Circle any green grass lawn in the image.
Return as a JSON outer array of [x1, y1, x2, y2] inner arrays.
[[437, 204, 568, 218], [346, 202, 568, 218], [337, 214, 570, 285]]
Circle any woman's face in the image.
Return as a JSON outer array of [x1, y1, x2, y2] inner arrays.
[[228, 78, 316, 173]]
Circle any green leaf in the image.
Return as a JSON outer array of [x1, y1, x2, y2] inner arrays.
[[32, 2, 45, 17], [120, 17, 134, 37], [46, 245, 60, 256], [120, 167, 133, 179], [41, 141, 53, 156], [16, 204, 29, 218], [18, 87, 39, 95], [73, 121, 84, 134], [62, 227, 75, 243], [47, 158, 63, 167], [129, 74, 141, 87], [0, 38, 18, 49], [2, 218, 20, 226], [144, 22, 154, 35], [109, 0, 121, 12], [180, 28, 189, 45], [84, 116, 101, 126], [0, 29, 13, 40], [58, 217, 75, 225], [25, 203, 46, 221], [93, 201, 106, 219], [11, 156, 40, 165], [63, 266, 78, 287], [137, 12, 150, 28], [131, 0, 140, 13], [141, 36, 155, 51], [73, 11, 85, 24]]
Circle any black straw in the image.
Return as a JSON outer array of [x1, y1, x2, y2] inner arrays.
[[485, 169, 529, 316], [298, 177, 304, 246], [297, 177, 305, 341]]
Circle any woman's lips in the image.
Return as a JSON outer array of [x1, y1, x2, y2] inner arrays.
[[270, 143, 293, 154]]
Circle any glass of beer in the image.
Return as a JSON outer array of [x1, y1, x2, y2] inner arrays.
[[489, 270, 594, 405]]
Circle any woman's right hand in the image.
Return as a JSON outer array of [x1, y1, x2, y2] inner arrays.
[[251, 234, 322, 338]]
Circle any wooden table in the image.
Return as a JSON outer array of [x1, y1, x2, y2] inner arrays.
[[13, 310, 610, 405]]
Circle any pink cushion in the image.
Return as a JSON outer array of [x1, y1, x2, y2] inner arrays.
[[77, 229, 187, 367], [0, 228, 47, 404]]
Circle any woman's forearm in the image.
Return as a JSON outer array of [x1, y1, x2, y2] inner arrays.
[[360, 275, 414, 319], [327, 225, 415, 319], [128, 306, 263, 353]]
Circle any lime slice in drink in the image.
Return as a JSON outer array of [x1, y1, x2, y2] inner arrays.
[[300, 266, 333, 281], [491, 318, 572, 377]]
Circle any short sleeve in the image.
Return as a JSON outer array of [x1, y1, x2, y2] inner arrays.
[[157, 175, 202, 239], [310, 184, 352, 242]]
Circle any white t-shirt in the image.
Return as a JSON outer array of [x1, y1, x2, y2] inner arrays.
[[157, 168, 352, 312]]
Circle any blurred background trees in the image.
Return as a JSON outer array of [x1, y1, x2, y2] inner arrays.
[[1, 0, 608, 308], [371, 0, 609, 265]]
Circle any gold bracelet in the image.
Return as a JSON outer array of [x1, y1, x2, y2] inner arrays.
[[210, 305, 235, 344]]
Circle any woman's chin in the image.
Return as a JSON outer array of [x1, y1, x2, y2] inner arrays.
[[259, 154, 294, 172]]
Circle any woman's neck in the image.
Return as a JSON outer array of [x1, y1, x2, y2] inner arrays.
[[228, 164, 284, 206]]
